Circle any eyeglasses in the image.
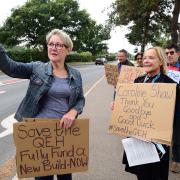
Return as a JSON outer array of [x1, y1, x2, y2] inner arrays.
[[165, 51, 175, 55], [47, 43, 68, 50]]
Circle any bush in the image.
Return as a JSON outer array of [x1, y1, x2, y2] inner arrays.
[[7, 47, 48, 62], [66, 52, 81, 62], [106, 53, 116, 61], [6, 47, 94, 63], [79, 51, 93, 62], [66, 51, 93, 62], [7, 47, 32, 62], [30, 49, 48, 62], [95, 53, 116, 62]]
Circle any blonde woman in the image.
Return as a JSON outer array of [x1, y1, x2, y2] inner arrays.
[[0, 29, 85, 180], [123, 47, 180, 180]]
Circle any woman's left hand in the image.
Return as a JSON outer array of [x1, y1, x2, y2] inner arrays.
[[59, 109, 78, 129]]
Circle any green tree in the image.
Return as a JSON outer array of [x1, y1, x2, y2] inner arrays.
[[0, 0, 110, 55], [74, 20, 111, 54], [171, 0, 180, 46], [108, 0, 178, 51]]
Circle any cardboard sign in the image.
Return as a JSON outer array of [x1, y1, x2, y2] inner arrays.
[[13, 119, 89, 178], [118, 65, 145, 83], [109, 83, 176, 145], [104, 64, 119, 86], [167, 70, 180, 84]]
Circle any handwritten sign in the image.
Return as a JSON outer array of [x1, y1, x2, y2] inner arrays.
[[104, 64, 119, 86], [167, 70, 180, 84], [13, 119, 89, 178], [118, 65, 145, 83], [109, 83, 176, 145]]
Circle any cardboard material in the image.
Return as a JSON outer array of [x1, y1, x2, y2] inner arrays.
[[13, 119, 89, 178], [109, 83, 176, 146], [118, 65, 145, 83], [104, 64, 119, 86]]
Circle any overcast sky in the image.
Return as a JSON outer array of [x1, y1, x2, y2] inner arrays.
[[0, 0, 136, 53]]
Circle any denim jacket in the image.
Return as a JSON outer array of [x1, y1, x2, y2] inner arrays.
[[0, 45, 85, 121]]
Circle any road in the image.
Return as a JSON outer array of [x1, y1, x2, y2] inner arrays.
[[0, 64, 179, 180]]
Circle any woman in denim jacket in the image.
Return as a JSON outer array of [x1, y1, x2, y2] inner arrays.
[[0, 29, 85, 180]]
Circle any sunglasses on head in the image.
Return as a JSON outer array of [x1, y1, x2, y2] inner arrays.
[[166, 51, 175, 55]]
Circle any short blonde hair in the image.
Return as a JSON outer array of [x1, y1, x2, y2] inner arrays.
[[46, 29, 73, 50], [146, 47, 168, 75]]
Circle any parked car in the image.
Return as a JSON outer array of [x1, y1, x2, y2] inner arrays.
[[95, 58, 107, 65]]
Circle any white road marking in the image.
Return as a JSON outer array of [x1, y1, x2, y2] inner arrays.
[[1, 75, 104, 180], [0, 79, 27, 87], [84, 75, 104, 97], [0, 113, 17, 138]]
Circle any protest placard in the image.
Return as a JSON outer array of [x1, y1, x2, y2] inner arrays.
[[104, 64, 119, 86], [167, 70, 180, 84], [109, 83, 176, 145], [13, 119, 89, 178], [118, 65, 145, 83]]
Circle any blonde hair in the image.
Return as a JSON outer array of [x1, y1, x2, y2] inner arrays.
[[46, 29, 73, 50], [146, 47, 168, 75]]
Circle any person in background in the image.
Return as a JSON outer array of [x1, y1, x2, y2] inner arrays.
[[165, 44, 180, 173], [122, 47, 180, 180], [165, 44, 180, 71], [116, 49, 134, 72], [0, 29, 85, 180], [110, 49, 134, 110], [134, 52, 143, 67]]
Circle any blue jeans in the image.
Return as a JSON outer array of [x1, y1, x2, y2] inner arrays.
[[35, 174, 72, 180]]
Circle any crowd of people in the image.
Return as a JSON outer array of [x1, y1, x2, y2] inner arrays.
[[0, 28, 180, 180], [113, 45, 180, 180]]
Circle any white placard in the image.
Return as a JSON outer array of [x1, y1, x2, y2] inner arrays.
[[122, 137, 160, 167]]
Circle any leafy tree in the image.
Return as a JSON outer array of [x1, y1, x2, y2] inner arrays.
[[108, 0, 178, 51], [0, 0, 110, 55], [74, 20, 111, 54], [171, 0, 180, 46]]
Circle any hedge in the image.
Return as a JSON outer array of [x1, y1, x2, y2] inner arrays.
[[6, 47, 94, 63]]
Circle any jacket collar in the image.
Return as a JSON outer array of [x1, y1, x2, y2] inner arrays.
[[45, 62, 53, 76], [45, 62, 76, 80], [65, 63, 76, 80]]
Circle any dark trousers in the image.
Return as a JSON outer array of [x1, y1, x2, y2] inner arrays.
[[124, 146, 169, 180], [172, 144, 180, 162], [135, 150, 169, 180], [35, 174, 72, 180]]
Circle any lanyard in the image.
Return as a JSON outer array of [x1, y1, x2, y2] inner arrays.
[[144, 73, 161, 83]]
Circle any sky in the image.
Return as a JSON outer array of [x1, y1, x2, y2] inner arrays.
[[0, 0, 136, 54]]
